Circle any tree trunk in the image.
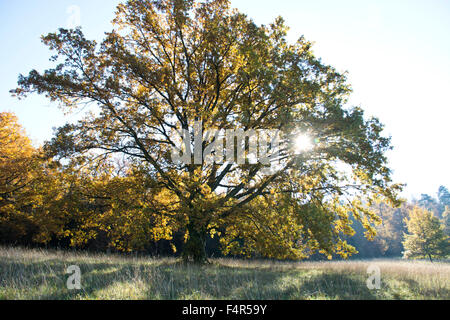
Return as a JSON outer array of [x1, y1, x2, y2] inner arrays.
[[428, 254, 433, 263], [182, 223, 208, 264]]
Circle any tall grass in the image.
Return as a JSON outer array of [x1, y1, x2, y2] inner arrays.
[[0, 246, 448, 300]]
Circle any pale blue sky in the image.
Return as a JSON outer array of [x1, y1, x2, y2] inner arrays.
[[0, 0, 449, 199]]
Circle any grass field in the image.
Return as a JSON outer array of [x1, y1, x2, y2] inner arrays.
[[0, 246, 448, 300]]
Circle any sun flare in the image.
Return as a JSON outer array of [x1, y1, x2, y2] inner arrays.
[[294, 134, 313, 153]]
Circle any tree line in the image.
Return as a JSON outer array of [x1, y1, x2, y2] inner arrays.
[[345, 191, 449, 261], [1, 111, 448, 260]]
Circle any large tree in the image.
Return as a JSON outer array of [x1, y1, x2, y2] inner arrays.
[[12, 0, 401, 262]]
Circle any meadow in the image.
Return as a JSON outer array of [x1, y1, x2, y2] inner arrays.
[[0, 246, 448, 300]]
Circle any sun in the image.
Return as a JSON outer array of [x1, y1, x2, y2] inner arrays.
[[294, 134, 313, 153]]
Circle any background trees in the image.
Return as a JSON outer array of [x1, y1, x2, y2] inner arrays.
[[345, 202, 410, 258], [0, 112, 40, 244], [0, 112, 448, 260], [0, 112, 76, 246]]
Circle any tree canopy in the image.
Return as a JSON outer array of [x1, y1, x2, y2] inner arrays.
[[12, 0, 402, 262]]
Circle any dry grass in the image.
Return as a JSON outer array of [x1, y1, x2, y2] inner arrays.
[[0, 246, 448, 300]]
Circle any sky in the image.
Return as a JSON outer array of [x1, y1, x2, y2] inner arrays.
[[0, 0, 449, 199]]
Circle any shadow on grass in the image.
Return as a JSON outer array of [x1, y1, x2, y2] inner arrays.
[[295, 273, 379, 300], [139, 265, 380, 300], [389, 278, 450, 300], [1, 256, 447, 300], [0, 256, 132, 299]]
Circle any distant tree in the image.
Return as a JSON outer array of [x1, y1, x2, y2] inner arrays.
[[417, 192, 444, 218], [376, 202, 410, 257], [443, 206, 450, 237], [345, 214, 387, 258], [418, 194, 436, 208], [438, 186, 450, 207], [402, 206, 449, 262], [346, 202, 409, 258]]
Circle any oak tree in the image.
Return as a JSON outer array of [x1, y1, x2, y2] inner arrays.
[[12, 0, 401, 262]]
